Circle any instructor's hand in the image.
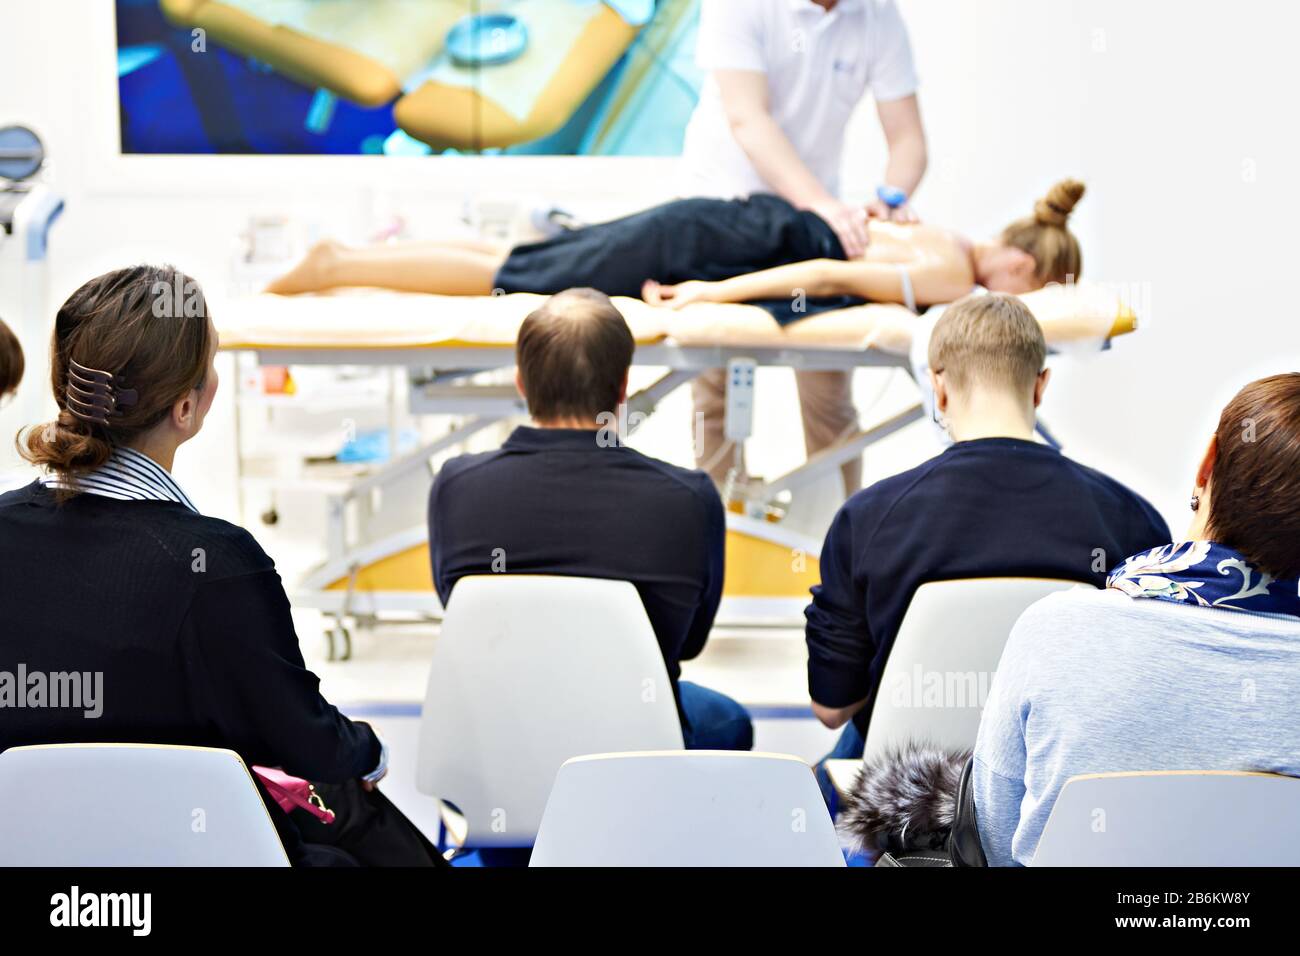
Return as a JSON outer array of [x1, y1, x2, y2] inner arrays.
[[866, 198, 919, 224], [808, 198, 871, 259], [643, 279, 718, 310]]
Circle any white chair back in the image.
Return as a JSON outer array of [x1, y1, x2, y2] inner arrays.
[[1033, 771, 1300, 866], [531, 751, 846, 867], [417, 575, 684, 847], [0, 744, 289, 866], [863, 578, 1079, 760]]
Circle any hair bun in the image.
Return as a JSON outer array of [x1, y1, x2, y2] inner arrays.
[[1033, 178, 1086, 227]]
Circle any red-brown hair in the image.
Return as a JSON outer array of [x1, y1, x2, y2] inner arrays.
[[1207, 373, 1300, 578]]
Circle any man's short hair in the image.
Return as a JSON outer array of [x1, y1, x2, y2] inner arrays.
[[0, 316, 23, 399], [516, 288, 635, 422], [927, 293, 1046, 397]]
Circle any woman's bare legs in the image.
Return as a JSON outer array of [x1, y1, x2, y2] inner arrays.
[[265, 237, 511, 296]]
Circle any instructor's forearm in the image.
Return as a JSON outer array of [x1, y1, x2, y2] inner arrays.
[[883, 129, 928, 197], [730, 114, 835, 207]]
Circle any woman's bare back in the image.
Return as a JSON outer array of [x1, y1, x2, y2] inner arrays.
[[860, 221, 973, 273]]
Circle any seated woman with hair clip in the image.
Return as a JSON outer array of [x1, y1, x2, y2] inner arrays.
[[0, 266, 443, 867]]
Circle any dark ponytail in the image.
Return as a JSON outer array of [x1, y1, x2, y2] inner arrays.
[[0, 316, 22, 399]]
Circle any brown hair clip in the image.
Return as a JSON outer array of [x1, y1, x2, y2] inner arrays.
[[66, 359, 138, 425]]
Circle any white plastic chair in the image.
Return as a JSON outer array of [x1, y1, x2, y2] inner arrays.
[[862, 578, 1080, 760], [1033, 771, 1300, 866], [0, 744, 289, 866], [417, 575, 684, 848], [530, 751, 846, 867]]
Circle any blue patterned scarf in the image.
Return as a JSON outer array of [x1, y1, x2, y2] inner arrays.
[[1107, 541, 1300, 620]]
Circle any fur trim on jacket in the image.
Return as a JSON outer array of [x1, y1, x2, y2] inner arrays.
[[837, 745, 970, 855]]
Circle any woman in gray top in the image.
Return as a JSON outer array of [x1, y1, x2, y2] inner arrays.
[[973, 373, 1300, 865]]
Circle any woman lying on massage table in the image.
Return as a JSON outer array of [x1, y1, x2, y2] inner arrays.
[[265, 179, 1087, 314]]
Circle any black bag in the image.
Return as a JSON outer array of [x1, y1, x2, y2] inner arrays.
[[288, 780, 451, 868], [948, 755, 988, 867]]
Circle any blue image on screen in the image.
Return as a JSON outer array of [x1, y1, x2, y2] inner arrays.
[[115, 0, 702, 156]]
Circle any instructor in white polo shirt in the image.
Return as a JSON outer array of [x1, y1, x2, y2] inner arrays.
[[681, 0, 927, 495]]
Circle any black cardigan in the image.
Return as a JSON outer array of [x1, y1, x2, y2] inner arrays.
[[0, 481, 379, 781]]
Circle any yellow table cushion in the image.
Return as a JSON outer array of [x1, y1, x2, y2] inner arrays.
[[218, 283, 1136, 355]]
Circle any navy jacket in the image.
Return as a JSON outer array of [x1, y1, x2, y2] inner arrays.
[[805, 438, 1171, 735], [428, 427, 725, 688]]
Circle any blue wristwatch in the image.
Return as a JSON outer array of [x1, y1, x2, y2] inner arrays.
[[876, 185, 909, 209]]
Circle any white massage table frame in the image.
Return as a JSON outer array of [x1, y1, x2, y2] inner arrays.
[[231, 339, 931, 659]]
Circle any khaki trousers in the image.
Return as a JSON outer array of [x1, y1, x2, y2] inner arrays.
[[690, 368, 862, 495]]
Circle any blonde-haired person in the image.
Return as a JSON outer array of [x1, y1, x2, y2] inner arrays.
[[804, 293, 1169, 801], [647, 178, 1087, 309], [266, 179, 1088, 491], [0, 266, 441, 867], [669, 179, 1088, 488]]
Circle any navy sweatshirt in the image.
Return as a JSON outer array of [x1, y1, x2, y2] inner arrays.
[[804, 437, 1171, 735], [428, 426, 725, 689]]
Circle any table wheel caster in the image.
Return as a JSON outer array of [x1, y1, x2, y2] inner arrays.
[[325, 626, 353, 662]]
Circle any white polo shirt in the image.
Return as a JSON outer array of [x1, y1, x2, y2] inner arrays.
[[679, 0, 919, 200]]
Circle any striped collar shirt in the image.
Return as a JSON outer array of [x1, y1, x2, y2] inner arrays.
[[39, 446, 198, 513]]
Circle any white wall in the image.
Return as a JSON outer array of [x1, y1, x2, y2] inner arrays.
[[2, 0, 1298, 536], [877, 0, 1300, 530]]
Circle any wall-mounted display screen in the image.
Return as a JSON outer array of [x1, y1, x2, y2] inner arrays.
[[116, 0, 702, 155]]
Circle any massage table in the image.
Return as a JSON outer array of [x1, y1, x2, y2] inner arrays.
[[159, 0, 660, 149], [218, 285, 1136, 658]]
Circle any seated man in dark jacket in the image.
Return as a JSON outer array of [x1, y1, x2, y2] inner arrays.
[[806, 293, 1170, 782], [428, 288, 752, 750]]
